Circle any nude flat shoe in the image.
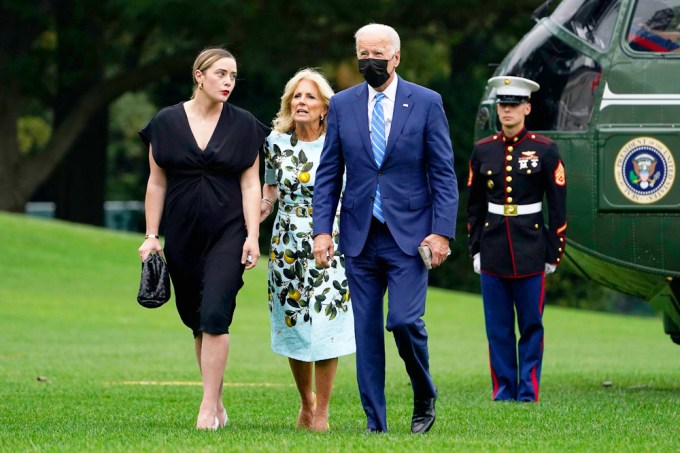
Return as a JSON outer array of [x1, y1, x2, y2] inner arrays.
[[311, 421, 330, 432], [296, 393, 316, 429], [218, 408, 228, 428], [196, 416, 219, 431]]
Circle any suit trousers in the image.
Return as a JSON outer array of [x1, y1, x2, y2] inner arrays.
[[480, 272, 545, 402], [345, 218, 436, 432]]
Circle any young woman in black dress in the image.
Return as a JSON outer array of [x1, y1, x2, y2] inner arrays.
[[138, 47, 270, 430]]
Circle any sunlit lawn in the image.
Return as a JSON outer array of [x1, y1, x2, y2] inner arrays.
[[0, 212, 678, 452]]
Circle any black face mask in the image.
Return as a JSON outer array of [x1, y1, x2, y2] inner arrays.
[[358, 58, 391, 88]]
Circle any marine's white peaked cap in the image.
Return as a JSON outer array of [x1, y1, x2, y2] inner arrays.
[[488, 76, 540, 104]]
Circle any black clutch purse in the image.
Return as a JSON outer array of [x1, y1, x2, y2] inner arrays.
[[137, 253, 171, 308]]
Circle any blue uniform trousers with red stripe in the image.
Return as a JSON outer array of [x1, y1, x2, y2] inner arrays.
[[480, 272, 545, 402]]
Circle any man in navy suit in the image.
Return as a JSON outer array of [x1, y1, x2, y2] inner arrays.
[[312, 23, 458, 434]]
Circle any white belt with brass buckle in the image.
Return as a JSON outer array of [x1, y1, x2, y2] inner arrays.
[[488, 202, 542, 216]]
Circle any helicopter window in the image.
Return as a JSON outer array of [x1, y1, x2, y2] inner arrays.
[[626, 0, 680, 53], [551, 0, 621, 50], [502, 26, 602, 131]]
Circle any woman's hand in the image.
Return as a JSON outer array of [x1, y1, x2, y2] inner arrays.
[[260, 184, 278, 222], [242, 236, 260, 270], [139, 146, 166, 262], [138, 237, 163, 262], [260, 198, 275, 222]]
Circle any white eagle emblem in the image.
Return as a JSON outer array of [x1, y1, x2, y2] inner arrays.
[[631, 153, 658, 189]]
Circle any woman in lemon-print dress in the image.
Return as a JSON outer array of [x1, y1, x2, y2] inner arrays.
[[260, 69, 354, 432]]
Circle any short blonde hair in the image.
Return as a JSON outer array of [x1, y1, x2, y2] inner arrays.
[[191, 47, 236, 98], [272, 68, 334, 134], [354, 24, 401, 56]]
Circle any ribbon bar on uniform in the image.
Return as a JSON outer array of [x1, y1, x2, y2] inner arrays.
[[488, 201, 542, 216]]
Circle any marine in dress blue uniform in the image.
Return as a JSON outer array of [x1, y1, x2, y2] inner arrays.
[[467, 76, 567, 402]]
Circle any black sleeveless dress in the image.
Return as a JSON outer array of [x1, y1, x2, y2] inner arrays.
[[140, 102, 270, 336]]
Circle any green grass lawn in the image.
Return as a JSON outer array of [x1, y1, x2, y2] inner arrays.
[[0, 212, 678, 452]]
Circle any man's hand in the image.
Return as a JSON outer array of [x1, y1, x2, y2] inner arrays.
[[313, 234, 334, 269], [419, 234, 451, 269], [473, 253, 480, 274]]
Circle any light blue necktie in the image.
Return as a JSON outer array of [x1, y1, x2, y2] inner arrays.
[[371, 93, 386, 223]]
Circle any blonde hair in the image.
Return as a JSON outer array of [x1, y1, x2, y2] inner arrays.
[[354, 23, 401, 56], [191, 47, 236, 99], [272, 68, 334, 134]]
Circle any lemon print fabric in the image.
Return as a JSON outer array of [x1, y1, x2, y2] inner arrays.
[[263, 131, 355, 362], [298, 172, 310, 183]]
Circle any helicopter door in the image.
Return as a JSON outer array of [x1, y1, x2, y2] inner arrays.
[[597, 65, 680, 211]]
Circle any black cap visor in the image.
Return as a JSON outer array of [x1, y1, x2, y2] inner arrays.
[[496, 95, 529, 105]]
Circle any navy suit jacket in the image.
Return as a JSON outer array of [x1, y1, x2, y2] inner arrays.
[[313, 76, 459, 257]]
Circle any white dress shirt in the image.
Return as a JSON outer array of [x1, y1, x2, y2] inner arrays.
[[367, 75, 398, 145]]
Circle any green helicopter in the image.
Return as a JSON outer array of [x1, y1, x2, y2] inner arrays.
[[474, 0, 680, 344]]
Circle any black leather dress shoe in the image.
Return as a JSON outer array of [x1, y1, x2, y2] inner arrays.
[[411, 397, 436, 434]]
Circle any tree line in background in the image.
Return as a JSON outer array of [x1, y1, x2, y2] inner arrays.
[[0, 0, 649, 313]]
